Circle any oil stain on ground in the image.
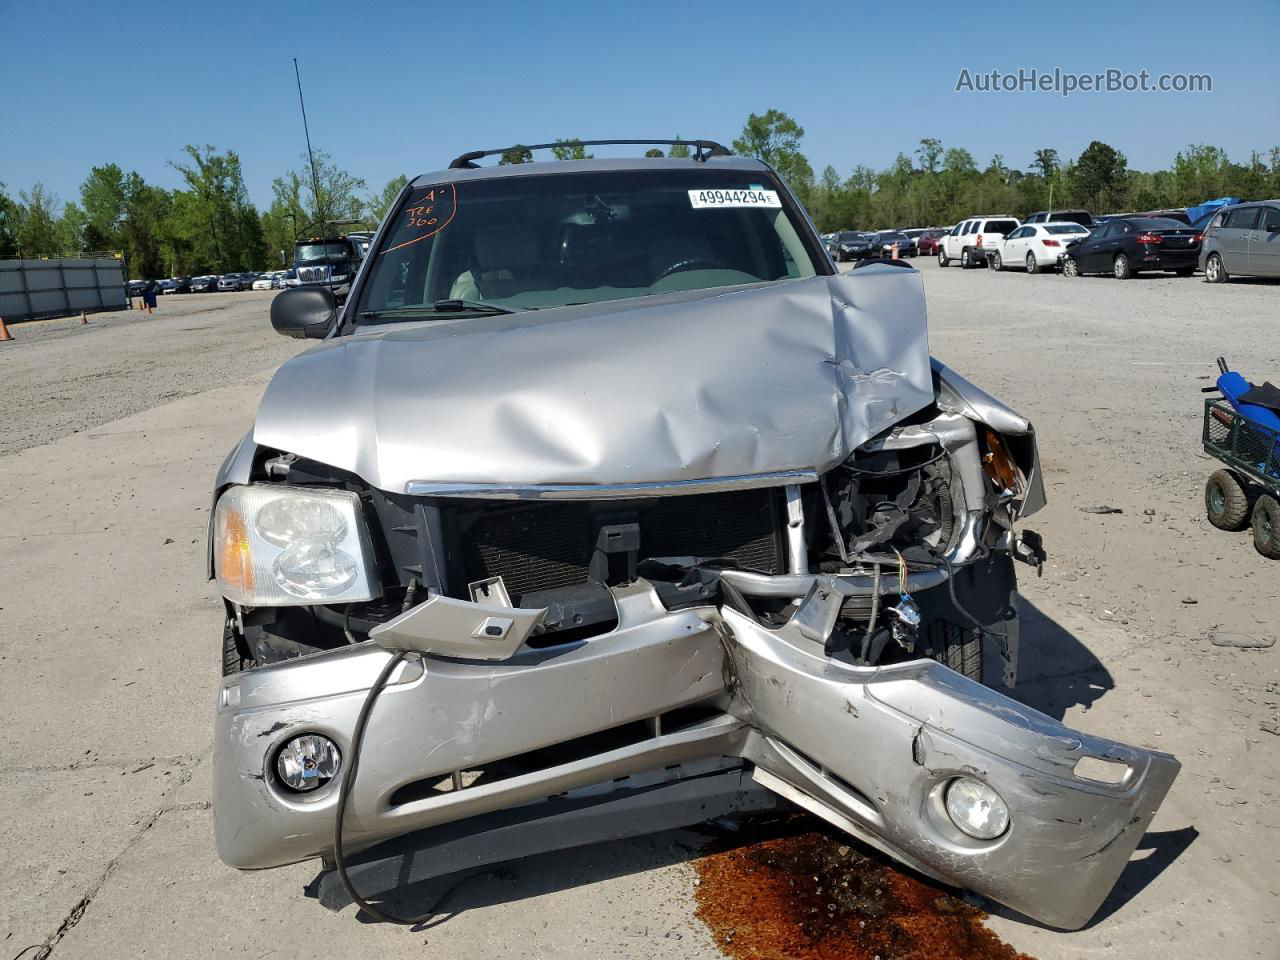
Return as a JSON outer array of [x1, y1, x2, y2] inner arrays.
[[694, 817, 1035, 960]]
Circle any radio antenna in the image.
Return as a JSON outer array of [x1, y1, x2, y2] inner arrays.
[[293, 58, 325, 227]]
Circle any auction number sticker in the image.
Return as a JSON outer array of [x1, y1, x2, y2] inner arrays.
[[689, 188, 781, 209]]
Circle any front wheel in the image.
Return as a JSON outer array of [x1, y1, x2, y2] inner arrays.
[[926, 621, 983, 682], [1026, 252, 1039, 274], [1205, 253, 1227, 283], [222, 623, 257, 677], [938, 249, 950, 267], [1062, 256, 1080, 277], [1113, 253, 1133, 279], [990, 252, 1003, 271]]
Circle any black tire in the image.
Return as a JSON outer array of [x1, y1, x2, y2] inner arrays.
[[1252, 495, 1280, 560], [990, 251, 1003, 271], [1113, 253, 1133, 279], [1205, 469, 1251, 531], [926, 620, 983, 682], [1025, 251, 1039, 275], [222, 623, 256, 677], [938, 249, 950, 267], [1205, 253, 1227, 283], [960, 248, 974, 269], [1062, 256, 1080, 277]]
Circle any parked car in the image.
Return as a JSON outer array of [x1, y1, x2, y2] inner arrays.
[[170, 276, 192, 294], [280, 268, 300, 288], [827, 230, 875, 262], [988, 222, 1091, 273], [252, 274, 275, 291], [937, 215, 1021, 268], [1021, 209, 1094, 228], [872, 230, 917, 258], [1061, 216, 1201, 278], [915, 228, 949, 256], [1133, 208, 1191, 225], [190, 275, 218, 293], [126, 279, 147, 297], [217, 274, 243, 292], [1201, 200, 1280, 281], [208, 142, 1177, 932], [157, 279, 178, 294]]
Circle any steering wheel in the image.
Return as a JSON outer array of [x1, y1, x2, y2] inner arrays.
[[654, 258, 729, 283]]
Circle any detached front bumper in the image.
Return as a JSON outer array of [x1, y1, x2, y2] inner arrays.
[[214, 579, 1178, 931]]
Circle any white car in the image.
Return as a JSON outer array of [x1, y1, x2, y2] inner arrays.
[[251, 275, 274, 291], [989, 222, 1092, 274], [938, 215, 1021, 269]]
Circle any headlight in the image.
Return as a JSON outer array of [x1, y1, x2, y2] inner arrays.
[[944, 776, 1010, 840], [213, 484, 380, 606]]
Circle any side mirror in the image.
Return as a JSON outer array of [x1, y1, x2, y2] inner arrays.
[[270, 286, 336, 339]]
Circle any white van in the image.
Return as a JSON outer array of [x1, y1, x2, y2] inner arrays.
[[938, 215, 1021, 269]]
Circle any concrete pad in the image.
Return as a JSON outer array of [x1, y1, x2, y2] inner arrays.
[[0, 764, 183, 949], [52, 807, 722, 960]]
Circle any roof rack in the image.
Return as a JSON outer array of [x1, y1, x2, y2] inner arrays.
[[448, 139, 731, 169]]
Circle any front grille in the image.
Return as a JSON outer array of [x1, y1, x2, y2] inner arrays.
[[457, 488, 781, 600]]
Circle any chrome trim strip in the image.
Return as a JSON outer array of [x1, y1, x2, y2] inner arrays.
[[404, 470, 820, 499]]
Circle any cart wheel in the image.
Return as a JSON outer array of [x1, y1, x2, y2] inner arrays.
[[1252, 495, 1280, 559], [1205, 470, 1251, 531]]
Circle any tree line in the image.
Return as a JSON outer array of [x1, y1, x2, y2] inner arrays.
[[3, 114, 1278, 275], [0, 145, 406, 278]]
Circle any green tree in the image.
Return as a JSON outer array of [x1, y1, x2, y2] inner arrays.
[[915, 138, 943, 174], [499, 145, 533, 165], [56, 201, 88, 254], [1069, 141, 1129, 213], [170, 145, 261, 272], [668, 137, 691, 159], [1030, 148, 1059, 179], [366, 174, 409, 224], [644, 148, 664, 158], [0, 182, 20, 256], [79, 164, 127, 251], [732, 110, 813, 190], [551, 139, 594, 161], [16, 183, 61, 256], [272, 150, 367, 234]]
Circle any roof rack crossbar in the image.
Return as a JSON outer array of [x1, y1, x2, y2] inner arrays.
[[448, 139, 731, 169]]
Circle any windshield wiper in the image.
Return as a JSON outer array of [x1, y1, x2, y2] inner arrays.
[[360, 299, 522, 322]]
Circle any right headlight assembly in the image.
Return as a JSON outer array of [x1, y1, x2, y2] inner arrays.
[[213, 484, 381, 606]]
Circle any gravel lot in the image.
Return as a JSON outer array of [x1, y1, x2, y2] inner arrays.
[[0, 271, 1276, 959]]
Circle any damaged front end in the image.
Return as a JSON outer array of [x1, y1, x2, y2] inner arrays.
[[210, 271, 1175, 931]]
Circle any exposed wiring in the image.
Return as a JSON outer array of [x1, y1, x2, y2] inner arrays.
[[8, 946, 43, 960], [334, 650, 499, 926]]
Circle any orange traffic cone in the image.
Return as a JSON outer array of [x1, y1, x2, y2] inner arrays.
[[0, 316, 12, 342]]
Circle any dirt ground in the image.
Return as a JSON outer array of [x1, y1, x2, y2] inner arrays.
[[0, 266, 1276, 959]]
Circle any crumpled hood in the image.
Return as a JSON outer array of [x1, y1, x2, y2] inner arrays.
[[253, 269, 935, 494]]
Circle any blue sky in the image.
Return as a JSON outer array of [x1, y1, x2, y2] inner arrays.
[[3, 0, 1276, 209]]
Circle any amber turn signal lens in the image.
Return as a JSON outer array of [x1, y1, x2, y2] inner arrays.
[[216, 506, 255, 596]]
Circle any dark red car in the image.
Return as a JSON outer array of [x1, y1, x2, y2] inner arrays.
[[915, 228, 950, 256]]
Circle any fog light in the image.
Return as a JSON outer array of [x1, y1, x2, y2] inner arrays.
[[945, 777, 1009, 840], [275, 734, 341, 792]]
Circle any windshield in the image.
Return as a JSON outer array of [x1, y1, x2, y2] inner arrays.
[[355, 168, 822, 322], [296, 242, 352, 264]]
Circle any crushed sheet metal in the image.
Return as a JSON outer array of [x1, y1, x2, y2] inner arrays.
[[251, 269, 935, 493]]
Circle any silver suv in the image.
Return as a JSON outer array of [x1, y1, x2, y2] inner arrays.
[[1201, 200, 1280, 281], [208, 140, 1176, 931]]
